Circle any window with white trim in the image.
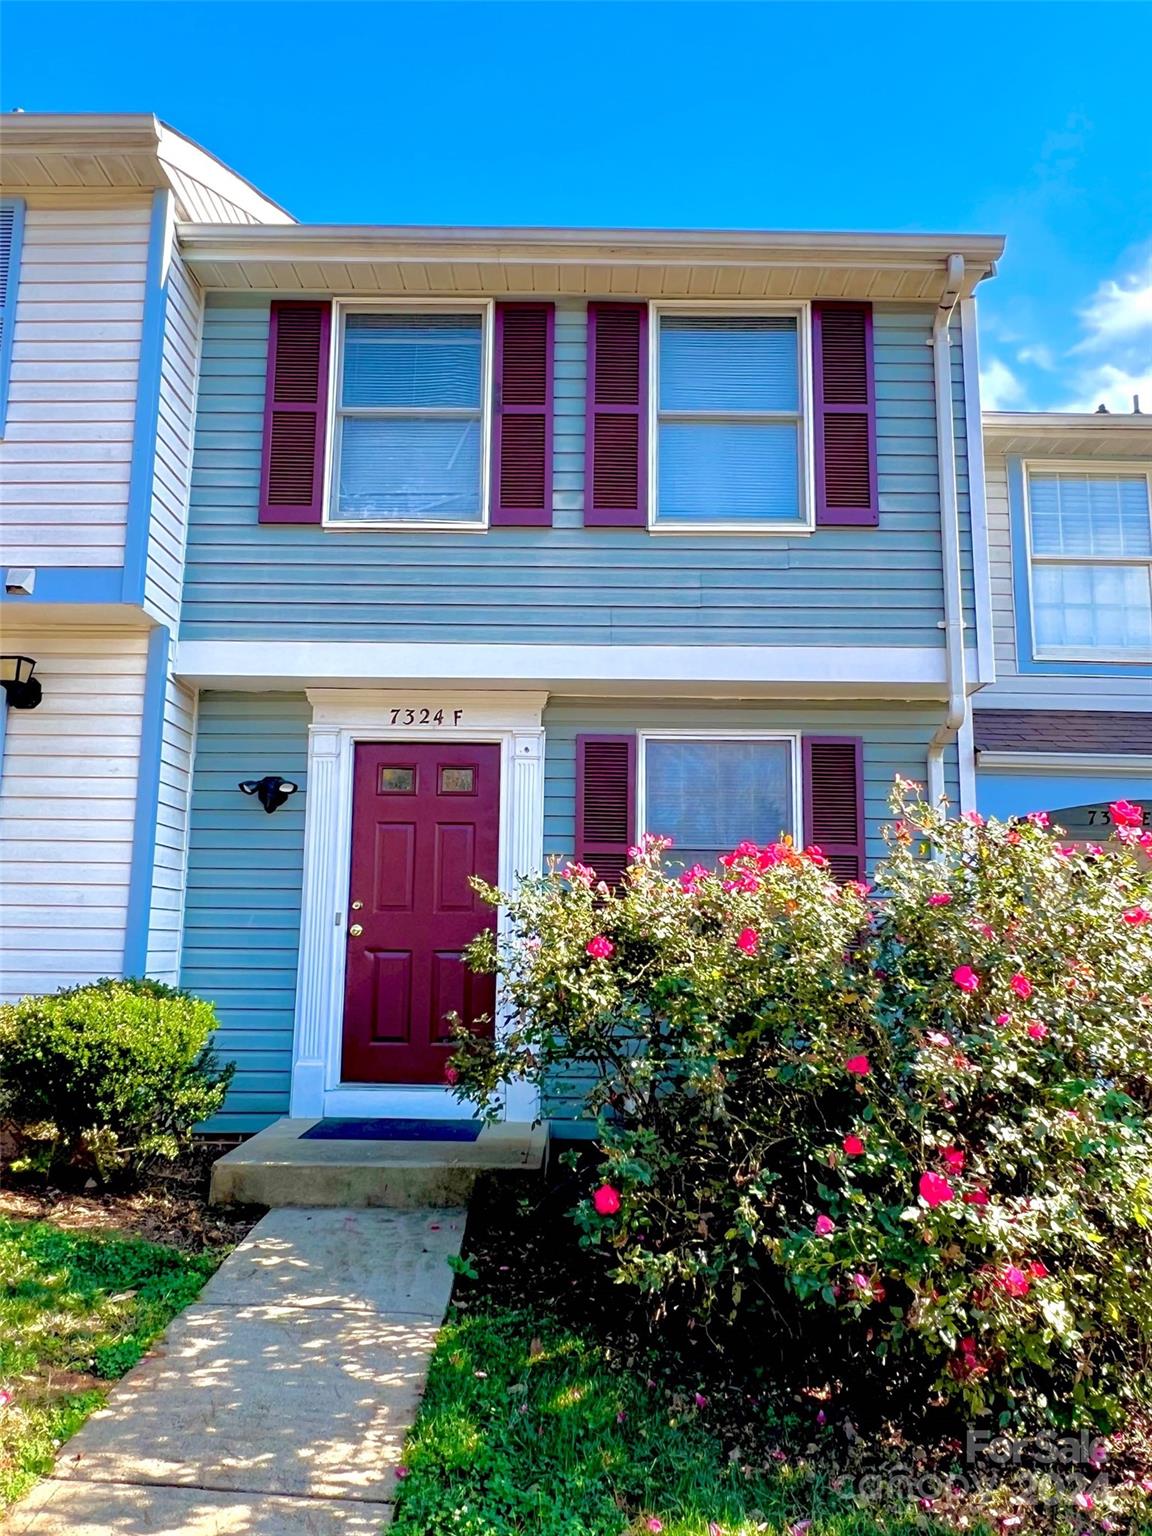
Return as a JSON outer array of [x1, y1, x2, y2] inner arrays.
[[654, 310, 810, 530], [641, 735, 798, 867], [331, 308, 487, 525], [1027, 467, 1152, 659]]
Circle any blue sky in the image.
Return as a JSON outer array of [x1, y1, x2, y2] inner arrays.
[[4, 1, 1150, 414]]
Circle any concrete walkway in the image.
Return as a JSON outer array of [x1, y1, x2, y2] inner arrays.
[[7, 1206, 466, 1534]]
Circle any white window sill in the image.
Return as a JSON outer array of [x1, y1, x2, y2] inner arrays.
[[647, 520, 815, 537]]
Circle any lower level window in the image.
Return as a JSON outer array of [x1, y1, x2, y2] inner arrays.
[[642, 736, 796, 867]]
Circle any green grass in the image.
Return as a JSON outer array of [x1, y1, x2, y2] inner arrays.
[[391, 1306, 970, 1536], [0, 1215, 220, 1509]]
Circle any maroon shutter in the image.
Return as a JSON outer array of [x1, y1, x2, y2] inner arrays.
[[575, 734, 636, 885], [812, 303, 877, 527], [802, 736, 866, 883], [492, 302, 554, 527], [585, 302, 647, 527], [258, 300, 331, 524]]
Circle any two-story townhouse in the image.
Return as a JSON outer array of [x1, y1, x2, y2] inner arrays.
[[165, 217, 1003, 1134], [0, 115, 291, 999], [975, 410, 1152, 837]]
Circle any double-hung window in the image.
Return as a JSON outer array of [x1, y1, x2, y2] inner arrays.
[[331, 306, 489, 526], [640, 733, 800, 867], [653, 307, 811, 531], [1026, 465, 1152, 660]]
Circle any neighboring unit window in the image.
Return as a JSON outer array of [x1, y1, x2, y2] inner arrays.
[[333, 311, 485, 524], [643, 737, 796, 866], [655, 313, 806, 529], [1028, 469, 1152, 658]]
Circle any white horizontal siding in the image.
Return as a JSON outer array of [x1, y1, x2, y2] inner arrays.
[[0, 201, 150, 567], [0, 628, 148, 998], [143, 243, 202, 624], [979, 442, 1151, 710], [145, 674, 196, 984]]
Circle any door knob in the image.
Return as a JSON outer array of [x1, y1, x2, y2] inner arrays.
[[349, 923, 363, 937]]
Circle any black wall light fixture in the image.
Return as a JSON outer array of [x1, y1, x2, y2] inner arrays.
[[0, 655, 42, 710], [239, 775, 299, 814]]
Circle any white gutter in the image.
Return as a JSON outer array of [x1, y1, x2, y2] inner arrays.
[[927, 255, 968, 809]]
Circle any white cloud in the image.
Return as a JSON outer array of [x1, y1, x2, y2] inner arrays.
[[980, 356, 1027, 410], [1017, 344, 1055, 371], [1056, 362, 1152, 415], [1075, 254, 1152, 350]]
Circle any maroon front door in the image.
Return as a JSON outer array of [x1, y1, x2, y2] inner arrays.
[[341, 742, 500, 1084]]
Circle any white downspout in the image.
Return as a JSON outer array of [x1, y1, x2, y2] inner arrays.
[[927, 254, 968, 810]]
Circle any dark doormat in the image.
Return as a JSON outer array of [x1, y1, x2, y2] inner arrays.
[[301, 1117, 484, 1143]]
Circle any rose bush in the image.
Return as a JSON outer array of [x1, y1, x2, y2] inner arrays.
[[451, 786, 1152, 1427]]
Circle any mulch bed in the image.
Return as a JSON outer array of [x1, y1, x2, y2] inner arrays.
[[0, 1138, 263, 1253]]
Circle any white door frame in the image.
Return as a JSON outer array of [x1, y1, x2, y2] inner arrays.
[[289, 689, 547, 1121]]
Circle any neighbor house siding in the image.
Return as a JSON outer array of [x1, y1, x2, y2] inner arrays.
[[0, 627, 147, 998], [181, 690, 309, 1133], [980, 442, 1151, 709], [143, 674, 197, 984], [181, 298, 971, 647], [143, 243, 203, 625], [0, 199, 151, 567]]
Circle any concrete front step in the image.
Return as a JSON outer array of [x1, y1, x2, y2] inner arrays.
[[209, 1116, 547, 1208]]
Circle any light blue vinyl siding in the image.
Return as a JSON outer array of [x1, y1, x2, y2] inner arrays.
[[182, 299, 974, 645], [180, 691, 310, 1133]]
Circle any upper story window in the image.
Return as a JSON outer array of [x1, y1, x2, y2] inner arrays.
[[640, 733, 799, 866], [1026, 466, 1152, 660], [653, 308, 812, 532], [330, 306, 489, 527]]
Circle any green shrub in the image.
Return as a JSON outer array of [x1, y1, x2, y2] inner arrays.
[[450, 787, 1152, 1427], [0, 977, 233, 1185]]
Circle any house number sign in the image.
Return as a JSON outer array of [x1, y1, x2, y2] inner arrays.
[[387, 707, 464, 727]]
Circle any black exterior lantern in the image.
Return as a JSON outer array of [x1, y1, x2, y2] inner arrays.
[[0, 655, 41, 710]]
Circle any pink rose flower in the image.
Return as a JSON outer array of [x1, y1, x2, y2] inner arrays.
[[814, 1214, 836, 1237], [952, 965, 980, 992], [999, 1265, 1031, 1297], [586, 935, 614, 959], [1074, 1491, 1094, 1512], [919, 1171, 954, 1208], [1110, 799, 1144, 828], [646, 1520, 664, 1534], [444, 1064, 459, 1086], [928, 892, 953, 906], [962, 810, 985, 826], [942, 1146, 965, 1173], [964, 1188, 990, 1205], [1123, 907, 1151, 925], [563, 862, 595, 886], [1026, 811, 1050, 828], [1009, 973, 1033, 1000], [926, 1030, 952, 1047], [844, 1054, 870, 1076], [593, 1184, 621, 1216], [842, 1134, 866, 1157], [394, 1465, 409, 1479], [736, 927, 759, 955], [1027, 1021, 1048, 1040], [694, 1392, 709, 1409], [994, 1012, 1012, 1027]]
